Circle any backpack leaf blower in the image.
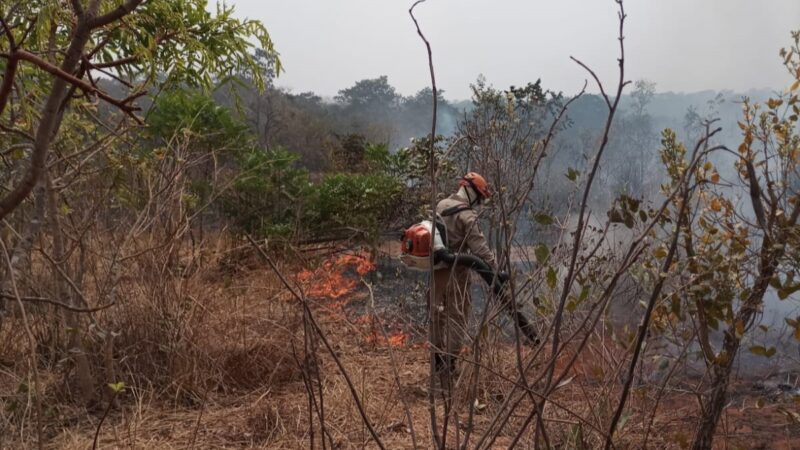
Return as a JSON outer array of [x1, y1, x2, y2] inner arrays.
[[400, 218, 539, 345]]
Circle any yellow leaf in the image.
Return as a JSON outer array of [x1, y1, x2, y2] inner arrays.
[[703, 162, 713, 171], [767, 98, 781, 109], [776, 128, 787, 143], [738, 143, 749, 155], [654, 247, 668, 258], [792, 80, 800, 92], [710, 198, 722, 212]]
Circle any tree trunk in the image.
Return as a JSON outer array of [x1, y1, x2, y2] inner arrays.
[[0, 18, 92, 220], [691, 247, 778, 449], [691, 339, 739, 450], [47, 177, 94, 405]]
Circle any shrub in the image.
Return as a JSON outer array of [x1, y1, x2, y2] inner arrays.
[[305, 172, 404, 241]]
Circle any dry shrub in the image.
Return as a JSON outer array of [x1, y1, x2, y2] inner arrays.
[[221, 341, 301, 391], [93, 242, 304, 403]]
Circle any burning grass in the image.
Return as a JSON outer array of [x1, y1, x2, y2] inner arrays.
[[295, 251, 376, 300]]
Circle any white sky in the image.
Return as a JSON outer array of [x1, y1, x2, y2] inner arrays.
[[228, 0, 800, 99]]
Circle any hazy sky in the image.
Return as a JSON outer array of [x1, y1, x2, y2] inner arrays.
[[229, 0, 800, 99]]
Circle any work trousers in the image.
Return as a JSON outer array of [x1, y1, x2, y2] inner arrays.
[[430, 266, 472, 359]]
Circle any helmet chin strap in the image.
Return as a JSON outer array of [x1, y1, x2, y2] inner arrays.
[[459, 185, 481, 206]]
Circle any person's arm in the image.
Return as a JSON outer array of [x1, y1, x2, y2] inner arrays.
[[459, 209, 497, 269]]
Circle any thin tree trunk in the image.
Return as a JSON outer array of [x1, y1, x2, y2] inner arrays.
[[692, 249, 778, 449], [47, 176, 94, 404]]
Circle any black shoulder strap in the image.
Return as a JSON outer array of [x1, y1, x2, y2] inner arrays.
[[441, 204, 472, 217]]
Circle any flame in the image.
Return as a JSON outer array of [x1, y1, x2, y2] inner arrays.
[[295, 252, 412, 349], [365, 330, 410, 348], [296, 252, 375, 300]]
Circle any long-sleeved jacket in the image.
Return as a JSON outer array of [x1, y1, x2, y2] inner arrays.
[[436, 194, 496, 269]]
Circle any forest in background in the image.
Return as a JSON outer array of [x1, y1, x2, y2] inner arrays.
[[1, 1, 799, 449]]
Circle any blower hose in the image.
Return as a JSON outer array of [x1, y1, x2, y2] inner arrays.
[[433, 249, 539, 345]]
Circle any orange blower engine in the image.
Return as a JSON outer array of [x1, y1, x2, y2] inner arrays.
[[400, 220, 448, 271]]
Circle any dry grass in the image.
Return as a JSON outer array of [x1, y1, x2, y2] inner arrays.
[[2, 239, 800, 449]]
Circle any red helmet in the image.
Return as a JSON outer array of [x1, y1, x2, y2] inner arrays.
[[459, 172, 491, 199]]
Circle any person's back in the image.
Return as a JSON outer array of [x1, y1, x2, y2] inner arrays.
[[436, 194, 495, 269]]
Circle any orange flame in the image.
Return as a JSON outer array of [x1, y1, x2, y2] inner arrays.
[[296, 252, 375, 300], [365, 330, 410, 348]]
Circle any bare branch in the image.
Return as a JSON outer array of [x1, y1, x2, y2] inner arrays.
[[0, 293, 114, 313], [0, 237, 44, 450], [14, 49, 144, 121], [570, 57, 611, 109], [409, 1, 444, 448], [544, 0, 628, 402], [89, 0, 145, 29], [745, 159, 769, 236]]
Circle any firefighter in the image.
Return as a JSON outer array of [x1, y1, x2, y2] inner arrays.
[[431, 172, 498, 374]]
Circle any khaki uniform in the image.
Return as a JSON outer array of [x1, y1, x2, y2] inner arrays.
[[430, 194, 496, 361]]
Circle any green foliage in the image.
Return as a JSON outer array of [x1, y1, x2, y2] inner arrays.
[[223, 147, 310, 238], [659, 129, 688, 183], [395, 135, 457, 184], [146, 89, 250, 151], [305, 172, 404, 240], [335, 76, 399, 110], [102, 0, 280, 91], [107, 382, 127, 393], [195, 127, 409, 242]]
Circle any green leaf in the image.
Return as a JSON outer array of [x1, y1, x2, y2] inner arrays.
[[777, 283, 800, 300], [566, 298, 577, 313], [546, 267, 557, 289], [749, 345, 776, 358], [579, 285, 590, 302], [535, 244, 550, 264], [107, 381, 126, 393], [565, 168, 580, 182], [534, 212, 554, 226]]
